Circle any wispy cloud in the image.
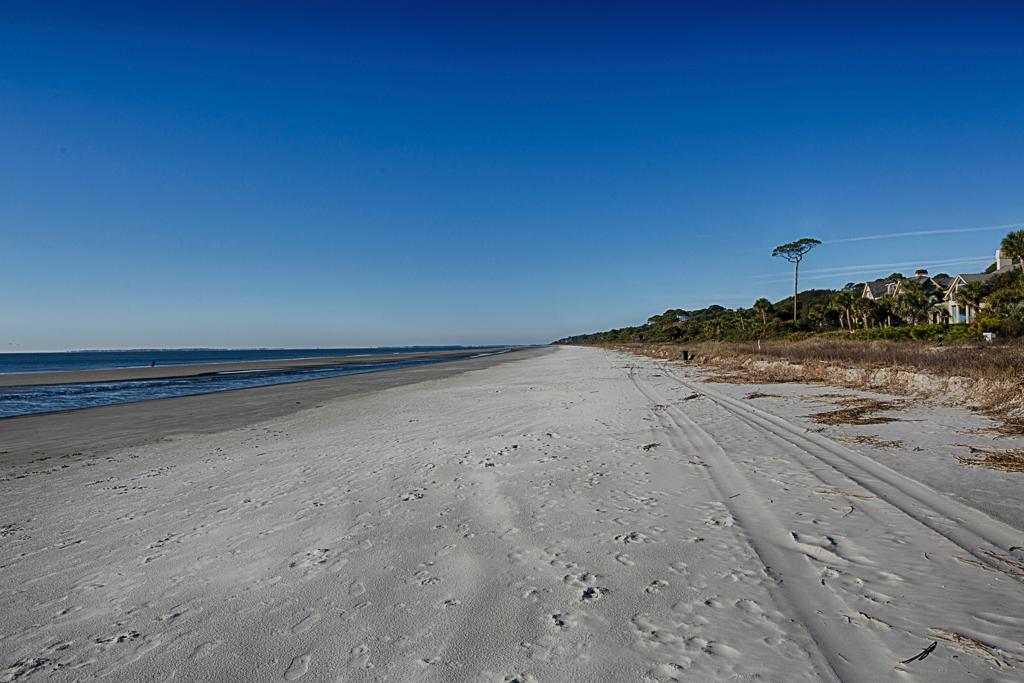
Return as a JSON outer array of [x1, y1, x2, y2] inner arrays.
[[753, 256, 993, 284], [754, 256, 991, 280], [823, 223, 1020, 244]]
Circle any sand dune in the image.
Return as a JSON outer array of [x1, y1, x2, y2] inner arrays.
[[2, 346, 1023, 681]]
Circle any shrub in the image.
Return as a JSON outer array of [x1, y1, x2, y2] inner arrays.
[[1000, 318, 1024, 338]]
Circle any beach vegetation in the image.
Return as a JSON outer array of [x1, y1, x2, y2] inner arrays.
[[1001, 230, 1024, 272], [558, 230, 1024, 346]]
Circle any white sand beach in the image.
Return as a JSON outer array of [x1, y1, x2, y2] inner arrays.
[[2, 346, 1024, 682]]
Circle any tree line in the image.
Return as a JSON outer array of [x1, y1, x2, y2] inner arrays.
[[556, 230, 1024, 345]]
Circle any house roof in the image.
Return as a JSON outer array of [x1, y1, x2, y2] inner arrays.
[[892, 274, 944, 296], [860, 260, 1018, 300], [952, 263, 1019, 286], [863, 280, 889, 298]]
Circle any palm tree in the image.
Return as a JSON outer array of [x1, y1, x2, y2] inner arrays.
[[894, 280, 929, 325], [807, 303, 826, 329], [851, 297, 875, 329], [874, 297, 894, 327], [1001, 229, 1024, 278], [956, 281, 987, 323], [752, 298, 774, 325], [831, 291, 856, 331]]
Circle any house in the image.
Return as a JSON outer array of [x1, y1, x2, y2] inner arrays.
[[861, 278, 898, 300], [942, 249, 1020, 323], [861, 269, 951, 301], [861, 269, 952, 323], [859, 248, 1019, 325]]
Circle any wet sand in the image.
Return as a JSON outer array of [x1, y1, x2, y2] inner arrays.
[[0, 348, 509, 387], [0, 347, 549, 466]]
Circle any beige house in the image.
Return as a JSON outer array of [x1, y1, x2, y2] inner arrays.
[[942, 249, 1019, 323], [861, 269, 951, 323], [860, 248, 1019, 324]]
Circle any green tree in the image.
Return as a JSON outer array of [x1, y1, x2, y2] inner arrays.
[[647, 309, 687, 326], [752, 298, 774, 325], [894, 280, 929, 325], [987, 286, 1024, 318], [956, 281, 987, 322], [831, 291, 856, 330], [884, 272, 905, 281], [874, 297, 895, 327], [772, 238, 822, 321], [851, 297, 875, 329], [807, 302, 827, 328], [1001, 229, 1024, 279]]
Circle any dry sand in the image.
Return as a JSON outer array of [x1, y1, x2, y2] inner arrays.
[[2, 346, 1023, 681]]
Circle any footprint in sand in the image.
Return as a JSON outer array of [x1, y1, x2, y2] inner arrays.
[[348, 644, 372, 669], [284, 654, 310, 680], [562, 572, 599, 587], [288, 548, 347, 575], [400, 488, 426, 501], [289, 548, 329, 569], [549, 612, 579, 629], [734, 598, 763, 614], [190, 639, 222, 660], [668, 561, 689, 575], [94, 630, 142, 647], [615, 553, 635, 566], [704, 513, 735, 528], [291, 612, 320, 634], [614, 530, 653, 544]]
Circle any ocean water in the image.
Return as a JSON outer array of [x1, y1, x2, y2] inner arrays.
[[0, 347, 508, 418], [0, 347, 484, 374]]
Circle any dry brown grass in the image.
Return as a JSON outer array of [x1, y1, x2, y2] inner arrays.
[[602, 338, 1024, 382], [706, 372, 782, 385], [600, 341, 1024, 434], [695, 338, 1024, 381], [929, 627, 1021, 667], [955, 445, 1024, 473], [809, 398, 904, 426], [814, 487, 875, 500], [954, 550, 1024, 578], [744, 391, 782, 399], [836, 434, 905, 449]]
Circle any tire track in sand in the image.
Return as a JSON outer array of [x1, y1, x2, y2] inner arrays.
[[655, 361, 1024, 580], [625, 362, 894, 683]]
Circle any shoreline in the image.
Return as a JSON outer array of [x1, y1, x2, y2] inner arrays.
[[0, 346, 549, 466], [0, 347, 511, 387]]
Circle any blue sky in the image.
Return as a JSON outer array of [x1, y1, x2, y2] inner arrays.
[[3, 2, 1023, 350]]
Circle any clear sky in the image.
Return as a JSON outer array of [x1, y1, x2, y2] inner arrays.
[[3, 2, 1023, 350]]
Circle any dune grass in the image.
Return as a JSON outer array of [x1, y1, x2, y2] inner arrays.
[[688, 338, 1024, 382]]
